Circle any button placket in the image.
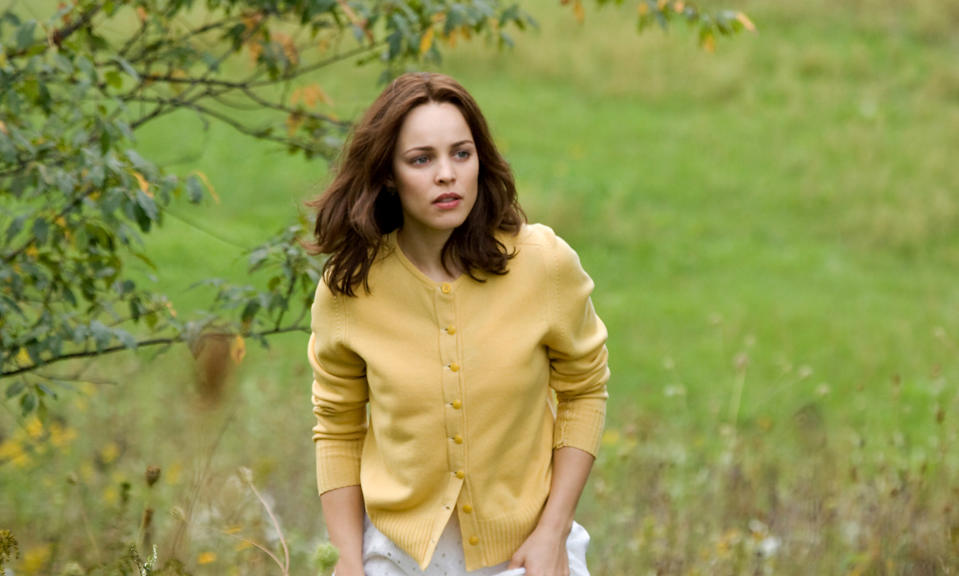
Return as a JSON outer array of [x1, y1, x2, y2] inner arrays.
[[436, 282, 465, 495]]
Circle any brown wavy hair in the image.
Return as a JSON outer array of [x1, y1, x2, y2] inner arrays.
[[307, 72, 526, 296]]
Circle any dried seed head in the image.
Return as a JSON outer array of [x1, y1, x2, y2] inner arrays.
[[145, 465, 161, 487], [237, 466, 254, 484]]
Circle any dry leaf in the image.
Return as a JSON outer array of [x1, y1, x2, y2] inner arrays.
[[419, 26, 435, 55], [573, 0, 585, 22], [132, 171, 151, 196], [736, 12, 757, 32], [191, 170, 219, 204], [230, 335, 246, 364]]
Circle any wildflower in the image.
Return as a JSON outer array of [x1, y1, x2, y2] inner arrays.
[[20, 543, 51, 575], [99, 442, 119, 465], [0, 438, 30, 468], [25, 417, 43, 440], [601, 430, 621, 447], [49, 423, 77, 449]]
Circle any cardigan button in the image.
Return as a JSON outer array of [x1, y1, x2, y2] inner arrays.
[[450, 400, 462, 409], [446, 325, 456, 335], [462, 504, 473, 514], [455, 470, 465, 479], [440, 283, 452, 294], [453, 435, 463, 444], [468, 536, 479, 546], [449, 362, 460, 372]]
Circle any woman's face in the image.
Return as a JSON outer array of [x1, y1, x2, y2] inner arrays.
[[391, 102, 479, 240]]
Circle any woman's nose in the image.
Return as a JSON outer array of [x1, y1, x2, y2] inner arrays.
[[435, 158, 455, 183]]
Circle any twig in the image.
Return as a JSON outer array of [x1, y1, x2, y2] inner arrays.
[[273, 272, 298, 332], [247, 479, 290, 575], [220, 532, 286, 572]]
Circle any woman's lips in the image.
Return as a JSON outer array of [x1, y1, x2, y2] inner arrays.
[[432, 193, 462, 209]]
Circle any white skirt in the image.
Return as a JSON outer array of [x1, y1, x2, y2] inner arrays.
[[358, 514, 591, 576]]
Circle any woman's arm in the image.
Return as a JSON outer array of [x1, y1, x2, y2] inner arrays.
[[507, 446, 595, 576], [321, 485, 365, 576]]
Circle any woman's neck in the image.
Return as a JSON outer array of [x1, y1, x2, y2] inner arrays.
[[396, 227, 461, 283]]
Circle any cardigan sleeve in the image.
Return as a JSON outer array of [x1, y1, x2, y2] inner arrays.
[[309, 281, 369, 495], [542, 228, 610, 457]]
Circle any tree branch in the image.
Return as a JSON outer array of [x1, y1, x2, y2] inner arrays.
[[50, 2, 104, 50], [1, 325, 309, 379], [129, 96, 323, 153]]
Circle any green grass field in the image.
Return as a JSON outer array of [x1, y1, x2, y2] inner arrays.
[[3, 0, 959, 574]]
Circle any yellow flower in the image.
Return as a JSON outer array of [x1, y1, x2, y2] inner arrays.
[[165, 461, 183, 485], [20, 543, 52, 575], [102, 486, 118, 505], [80, 462, 95, 482], [25, 417, 43, 439], [49, 423, 77, 449], [601, 429, 621, 447], [99, 442, 119, 464], [0, 439, 30, 468], [197, 551, 217, 565]]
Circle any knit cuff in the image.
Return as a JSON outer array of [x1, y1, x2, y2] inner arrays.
[[552, 398, 607, 457], [315, 439, 363, 494]]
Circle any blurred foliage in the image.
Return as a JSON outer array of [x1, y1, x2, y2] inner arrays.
[[0, 529, 19, 575], [0, 0, 751, 416]]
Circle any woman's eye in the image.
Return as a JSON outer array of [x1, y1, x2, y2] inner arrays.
[[454, 150, 472, 160], [411, 155, 429, 165]]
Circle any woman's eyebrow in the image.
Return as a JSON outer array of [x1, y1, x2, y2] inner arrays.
[[402, 140, 474, 154]]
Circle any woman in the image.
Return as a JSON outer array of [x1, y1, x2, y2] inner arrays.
[[308, 72, 609, 576]]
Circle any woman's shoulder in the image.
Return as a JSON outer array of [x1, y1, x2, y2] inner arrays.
[[509, 223, 579, 262]]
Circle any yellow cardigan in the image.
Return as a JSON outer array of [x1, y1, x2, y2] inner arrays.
[[309, 223, 609, 571]]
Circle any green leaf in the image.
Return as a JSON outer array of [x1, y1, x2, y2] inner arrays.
[[186, 175, 205, 203], [249, 247, 270, 270], [32, 218, 49, 245], [241, 299, 261, 324], [36, 382, 57, 400], [89, 320, 112, 351], [53, 53, 73, 74], [136, 189, 158, 220], [113, 56, 140, 81], [132, 250, 158, 271], [126, 149, 151, 171], [16, 20, 36, 50], [105, 70, 124, 90], [129, 296, 142, 321], [115, 329, 137, 349], [5, 380, 26, 399], [20, 390, 37, 416], [5, 215, 26, 243]]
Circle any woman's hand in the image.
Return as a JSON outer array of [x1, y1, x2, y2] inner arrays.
[[507, 446, 595, 576], [506, 524, 570, 576]]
